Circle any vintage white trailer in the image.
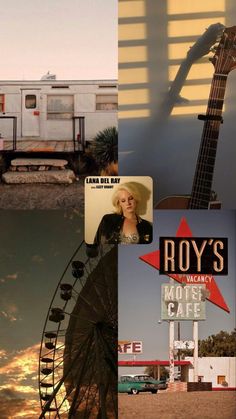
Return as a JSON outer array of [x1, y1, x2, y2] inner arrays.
[[0, 79, 117, 152]]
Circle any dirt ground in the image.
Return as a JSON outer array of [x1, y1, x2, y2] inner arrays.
[[118, 391, 236, 419], [0, 178, 85, 210]]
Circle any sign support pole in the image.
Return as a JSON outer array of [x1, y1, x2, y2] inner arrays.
[[169, 320, 175, 382], [193, 321, 198, 382], [177, 321, 180, 376]]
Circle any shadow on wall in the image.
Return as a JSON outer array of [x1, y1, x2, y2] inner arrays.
[[131, 181, 152, 216], [119, 0, 236, 208]]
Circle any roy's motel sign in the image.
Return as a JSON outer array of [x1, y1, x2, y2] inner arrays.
[[161, 284, 206, 320]]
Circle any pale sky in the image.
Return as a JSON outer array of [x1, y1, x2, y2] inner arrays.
[[1, 0, 117, 80]]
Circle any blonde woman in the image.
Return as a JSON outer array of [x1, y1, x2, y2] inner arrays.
[[94, 183, 152, 244]]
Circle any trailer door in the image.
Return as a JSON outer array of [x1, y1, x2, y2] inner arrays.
[[21, 90, 40, 136]]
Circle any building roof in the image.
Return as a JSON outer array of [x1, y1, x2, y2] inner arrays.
[[118, 360, 192, 367]]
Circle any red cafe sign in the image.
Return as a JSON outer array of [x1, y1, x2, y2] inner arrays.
[[118, 340, 143, 354]]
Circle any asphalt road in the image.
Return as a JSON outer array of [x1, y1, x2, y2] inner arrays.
[[118, 391, 236, 419]]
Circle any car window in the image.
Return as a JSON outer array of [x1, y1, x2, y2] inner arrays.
[[121, 376, 133, 382]]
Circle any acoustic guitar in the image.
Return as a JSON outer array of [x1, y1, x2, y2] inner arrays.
[[156, 26, 236, 209]]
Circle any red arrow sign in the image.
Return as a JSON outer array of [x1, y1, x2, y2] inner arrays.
[[139, 218, 230, 313]]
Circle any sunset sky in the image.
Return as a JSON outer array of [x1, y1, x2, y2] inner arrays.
[[0, 210, 84, 418]]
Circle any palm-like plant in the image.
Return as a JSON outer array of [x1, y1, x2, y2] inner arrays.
[[92, 127, 118, 170]]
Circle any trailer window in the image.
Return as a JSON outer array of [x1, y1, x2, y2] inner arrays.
[[96, 95, 118, 111], [25, 95, 36, 109], [0, 94, 5, 112], [217, 375, 226, 385], [47, 95, 74, 119]]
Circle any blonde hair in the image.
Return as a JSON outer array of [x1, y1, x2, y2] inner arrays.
[[112, 183, 141, 214]]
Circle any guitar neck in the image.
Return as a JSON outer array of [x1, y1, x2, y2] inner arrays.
[[189, 73, 228, 209]]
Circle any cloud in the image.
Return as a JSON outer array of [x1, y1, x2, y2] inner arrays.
[[6, 273, 18, 280], [0, 394, 40, 418], [0, 303, 21, 322], [1, 312, 18, 322], [0, 350, 8, 364], [0, 384, 36, 395], [0, 344, 41, 418], [0, 273, 18, 283], [0, 343, 40, 381], [0, 343, 71, 417], [0, 387, 18, 399], [31, 254, 44, 263]]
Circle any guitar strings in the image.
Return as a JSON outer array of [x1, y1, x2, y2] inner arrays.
[[201, 32, 234, 204], [190, 47, 224, 207], [192, 38, 225, 207], [190, 31, 231, 208], [198, 36, 226, 201]]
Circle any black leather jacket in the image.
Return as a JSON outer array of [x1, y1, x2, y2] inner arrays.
[[94, 213, 152, 244]]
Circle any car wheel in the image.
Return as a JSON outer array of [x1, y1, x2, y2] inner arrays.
[[131, 388, 139, 395], [151, 390, 157, 394]]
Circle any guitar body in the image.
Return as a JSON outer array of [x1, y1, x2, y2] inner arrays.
[[156, 196, 221, 210], [156, 196, 190, 209]]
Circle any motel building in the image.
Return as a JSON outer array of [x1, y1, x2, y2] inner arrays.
[[118, 357, 236, 391], [185, 357, 236, 390]]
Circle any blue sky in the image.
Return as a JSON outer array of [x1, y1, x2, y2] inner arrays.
[[1, 0, 117, 80]]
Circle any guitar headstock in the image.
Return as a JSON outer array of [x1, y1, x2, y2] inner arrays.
[[211, 26, 236, 74]]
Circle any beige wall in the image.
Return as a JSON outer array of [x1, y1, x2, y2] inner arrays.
[[119, 0, 236, 208], [187, 357, 236, 387]]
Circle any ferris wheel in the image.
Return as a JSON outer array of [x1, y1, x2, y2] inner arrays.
[[38, 242, 118, 418]]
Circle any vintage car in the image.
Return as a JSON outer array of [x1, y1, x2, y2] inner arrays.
[[118, 374, 167, 395]]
